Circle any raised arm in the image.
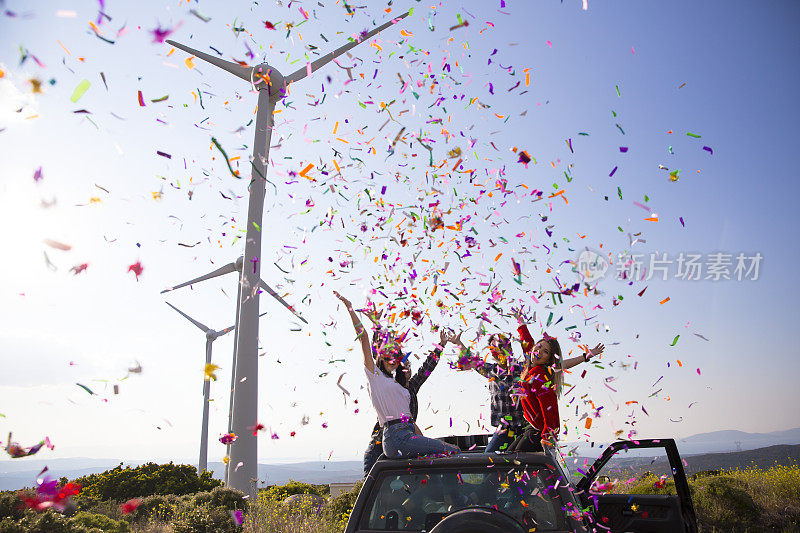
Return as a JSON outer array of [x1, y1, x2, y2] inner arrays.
[[450, 331, 492, 377], [333, 291, 374, 372], [562, 343, 605, 370], [517, 323, 535, 355]]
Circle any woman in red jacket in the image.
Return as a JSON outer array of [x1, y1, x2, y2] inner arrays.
[[507, 321, 604, 452]]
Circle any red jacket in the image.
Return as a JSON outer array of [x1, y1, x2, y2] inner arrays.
[[517, 324, 560, 438]]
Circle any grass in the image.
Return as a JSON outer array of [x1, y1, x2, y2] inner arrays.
[[124, 480, 361, 533], [607, 463, 800, 532], [3, 466, 797, 532]]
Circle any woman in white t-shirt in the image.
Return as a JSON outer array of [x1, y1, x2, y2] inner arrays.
[[334, 291, 460, 461]]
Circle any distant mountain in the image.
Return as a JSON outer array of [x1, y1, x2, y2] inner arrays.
[[671, 444, 800, 475], [0, 458, 121, 474], [0, 458, 363, 492], [570, 444, 800, 480], [207, 461, 363, 487], [562, 427, 800, 458], [675, 427, 800, 456], [2, 428, 797, 492]]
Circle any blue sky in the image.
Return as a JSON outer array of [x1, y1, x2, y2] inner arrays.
[[0, 0, 798, 469]]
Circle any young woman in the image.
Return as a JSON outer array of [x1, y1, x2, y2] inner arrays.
[[334, 291, 459, 467], [507, 322, 604, 452], [452, 333, 527, 453], [361, 324, 447, 476]]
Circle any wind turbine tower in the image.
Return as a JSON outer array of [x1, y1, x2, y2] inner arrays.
[[166, 10, 409, 493]]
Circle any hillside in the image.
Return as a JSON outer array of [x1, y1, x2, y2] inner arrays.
[[574, 444, 800, 479], [667, 444, 799, 475], [2, 427, 797, 490], [0, 458, 363, 491]]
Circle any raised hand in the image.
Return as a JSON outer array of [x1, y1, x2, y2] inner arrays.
[[586, 343, 605, 360], [450, 330, 464, 347], [365, 304, 383, 326], [510, 305, 530, 325], [333, 291, 352, 308], [439, 327, 454, 346]]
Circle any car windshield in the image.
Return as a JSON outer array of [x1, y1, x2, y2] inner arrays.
[[363, 465, 569, 531]]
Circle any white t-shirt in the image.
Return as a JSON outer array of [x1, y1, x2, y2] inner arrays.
[[364, 364, 412, 426]]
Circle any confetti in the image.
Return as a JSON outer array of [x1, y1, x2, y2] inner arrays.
[[70, 79, 90, 103], [43, 239, 71, 251], [205, 363, 221, 381], [211, 137, 242, 179], [119, 499, 142, 514], [76, 383, 95, 395], [219, 433, 238, 445], [128, 261, 144, 280]]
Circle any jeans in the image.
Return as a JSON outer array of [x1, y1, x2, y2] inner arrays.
[[363, 430, 383, 476], [485, 425, 524, 453], [382, 422, 460, 459], [506, 425, 543, 453]]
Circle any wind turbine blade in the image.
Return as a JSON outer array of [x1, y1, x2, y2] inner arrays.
[[166, 40, 253, 83], [258, 280, 308, 324], [218, 324, 236, 336], [166, 302, 212, 333], [161, 262, 237, 293], [285, 11, 410, 84]]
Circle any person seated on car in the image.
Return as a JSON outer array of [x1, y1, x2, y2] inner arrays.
[[335, 291, 460, 464], [453, 329, 529, 454], [360, 307, 449, 478], [507, 315, 604, 452]]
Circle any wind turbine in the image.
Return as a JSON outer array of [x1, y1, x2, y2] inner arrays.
[[165, 302, 235, 473], [160, 255, 307, 484], [165, 10, 409, 493]]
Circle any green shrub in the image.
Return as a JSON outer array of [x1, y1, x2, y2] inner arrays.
[[70, 496, 119, 520], [70, 511, 129, 533], [690, 469, 721, 480], [0, 517, 24, 533], [73, 463, 220, 501], [191, 492, 212, 507], [131, 494, 184, 523], [260, 480, 327, 503], [691, 475, 760, 532], [208, 486, 247, 513], [0, 493, 24, 521], [324, 480, 363, 526], [170, 505, 241, 533], [16, 509, 88, 533]]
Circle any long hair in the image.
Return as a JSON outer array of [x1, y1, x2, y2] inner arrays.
[[546, 337, 564, 398], [373, 328, 409, 389], [524, 336, 564, 398]]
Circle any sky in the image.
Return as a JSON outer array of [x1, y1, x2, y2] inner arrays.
[[1, 0, 799, 473]]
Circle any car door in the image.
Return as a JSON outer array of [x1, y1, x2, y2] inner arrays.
[[576, 439, 698, 533]]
